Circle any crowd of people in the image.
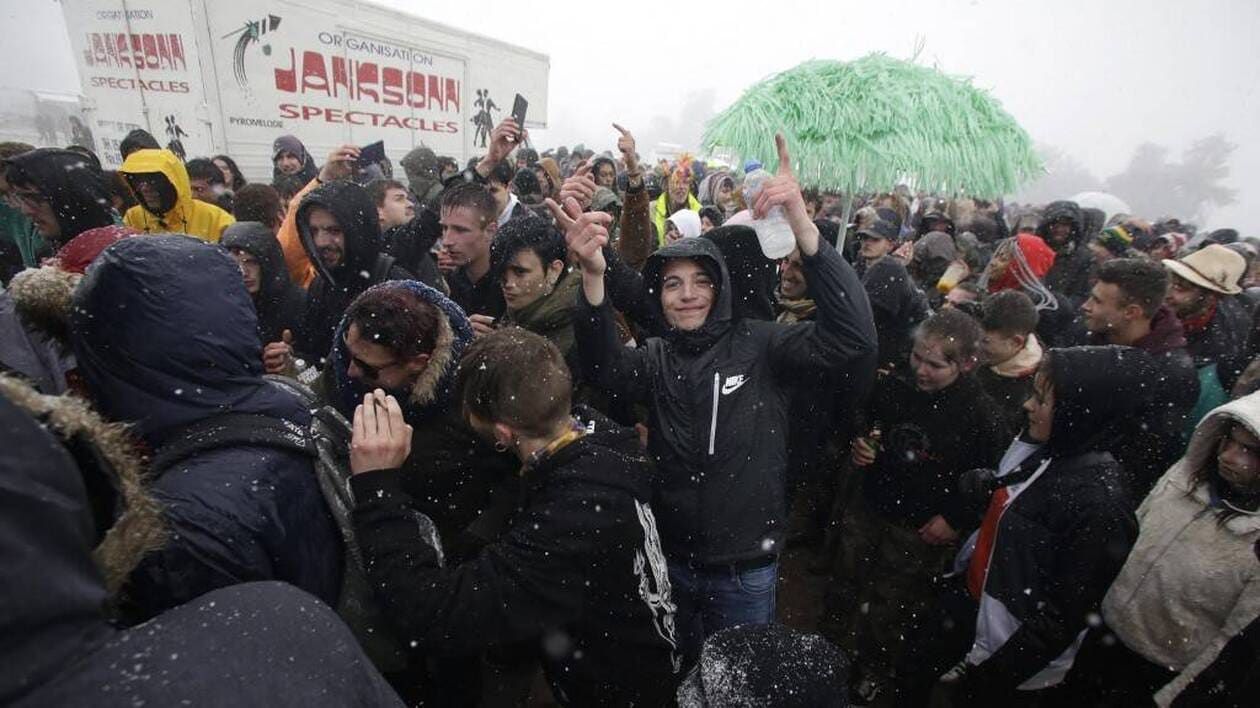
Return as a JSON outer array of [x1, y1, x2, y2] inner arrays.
[[1, 114, 1257, 708]]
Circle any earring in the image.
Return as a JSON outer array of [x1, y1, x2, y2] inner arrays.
[[494, 441, 508, 453]]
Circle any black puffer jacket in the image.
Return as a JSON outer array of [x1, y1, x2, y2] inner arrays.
[[0, 392, 401, 707], [1037, 200, 1094, 304], [69, 236, 341, 620], [576, 236, 877, 564], [297, 181, 412, 363], [965, 346, 1141, 695], [220, 221, 306, 346], [351, 407, 680, 706]]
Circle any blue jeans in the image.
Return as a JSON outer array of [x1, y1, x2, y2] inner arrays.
[[668, 558, 779, 664]]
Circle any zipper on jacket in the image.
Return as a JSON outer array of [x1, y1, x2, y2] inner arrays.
[[708, 371, 720, 456]]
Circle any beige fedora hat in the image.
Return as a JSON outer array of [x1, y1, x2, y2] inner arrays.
[[1162, 244, 1245, 296]]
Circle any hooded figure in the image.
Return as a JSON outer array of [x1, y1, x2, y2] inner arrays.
[[220, 221, 306, 347], [1087, 393, 1260, 706], [908, 230, 957, 294], [271, 134, 319, 184], [119, 149, 235, 242], [297, 181, 412, 363], [400, 146, 444, 209], [68, 235, 341, 620], [575, 233, 877, 656], [957, 346, 1142, 701], [0, 390, 402, 708], [861, 255, 931, 372], [701, 224, 778, 322], [2, 148, 115, 250], [665, 208, 702, 242], [1037, 200, 1094, 303], [319, 280, 514, 562], [696, 172, 737, 218], [3, 225, 137, 393]]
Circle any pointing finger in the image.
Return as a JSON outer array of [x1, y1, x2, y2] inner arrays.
[[563, 196, 585, 222], [613, 123, 630, 136], [775, 133, 793, 176], [545, 198, 575, 228]]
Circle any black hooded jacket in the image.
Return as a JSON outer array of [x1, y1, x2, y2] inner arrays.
[[1037, 200, 1094, 304], [68, 236, 341, 620], [575, 236, 877, 564], [220, 221, 306, 346], [0, 393, 402, 708], [381, 207, 445, 291], [297, 181, 412, 362], [700, 225, 779, 322], [967, 346, 1141, 695], [2, 148, 114, 248], [1083, 306, 1200, 499], [862, 256, 931, 371], [351, 407, 680, 706]]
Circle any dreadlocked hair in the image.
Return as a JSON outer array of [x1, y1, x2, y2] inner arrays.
[[979, 236, 1059, 312]]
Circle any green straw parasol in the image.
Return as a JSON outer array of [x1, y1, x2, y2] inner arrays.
[[703, 54, 1042, 198]]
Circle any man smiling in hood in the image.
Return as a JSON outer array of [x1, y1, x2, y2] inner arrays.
[[560, 134, 877, 662], [295, 180, 412, 365]]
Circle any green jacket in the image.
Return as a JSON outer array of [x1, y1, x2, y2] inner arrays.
[[501, 268, 580, 362], [1, 202, 46, 268]]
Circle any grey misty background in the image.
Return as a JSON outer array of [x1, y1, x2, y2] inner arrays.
[[3, 0, 1256, 231]]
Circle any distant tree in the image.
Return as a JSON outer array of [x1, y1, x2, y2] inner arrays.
[[1013, 144, 1101, 204], [1105, 134, 1236, 222]]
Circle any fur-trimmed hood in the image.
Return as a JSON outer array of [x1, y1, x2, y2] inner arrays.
[[0, 374, 165, 597], [1170, 393, 1260, 528], [7, 225, 138, 344], [326, 280, 473, 421]]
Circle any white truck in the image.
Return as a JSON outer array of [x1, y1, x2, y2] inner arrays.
[[59, 0, 550, 178]]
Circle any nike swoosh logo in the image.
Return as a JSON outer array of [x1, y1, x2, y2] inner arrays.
[[721, 376, 746, 395]]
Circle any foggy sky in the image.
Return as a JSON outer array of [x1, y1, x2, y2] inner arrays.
[[6, 0, 1257, 231]]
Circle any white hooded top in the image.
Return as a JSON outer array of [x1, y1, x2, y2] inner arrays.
[[1102, 393, 1260, 706]]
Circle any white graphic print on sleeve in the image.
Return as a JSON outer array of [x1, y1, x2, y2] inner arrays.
[[634, 499, 679, 669]]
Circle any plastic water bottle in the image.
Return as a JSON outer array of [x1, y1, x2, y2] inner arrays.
[[741, 169, 796, 259]]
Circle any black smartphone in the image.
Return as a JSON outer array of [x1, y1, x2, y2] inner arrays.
[[511, 94, 528, 127], [357, 140, 385, 166]]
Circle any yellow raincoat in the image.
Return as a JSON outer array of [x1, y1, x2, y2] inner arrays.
[[121, 149, 234, 243]]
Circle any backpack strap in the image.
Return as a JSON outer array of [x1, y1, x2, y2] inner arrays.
[[149, 413, 316, 478], [371, 253, 397, 284]]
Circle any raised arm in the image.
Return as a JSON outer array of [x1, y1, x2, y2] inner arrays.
[[755, 135, 877, 373]]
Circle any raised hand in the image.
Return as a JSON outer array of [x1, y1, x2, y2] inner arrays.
[[320, 145, 360, 183], [487, 117, 527, 163], [751, 133, 820, 255], [262, 329, 294, 374], [613, 123, 638, 172], [546, 196, 609, 276], [558, 159, 597, 210], [350, 389, 413, 474], [468, 314, 497, 338]]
